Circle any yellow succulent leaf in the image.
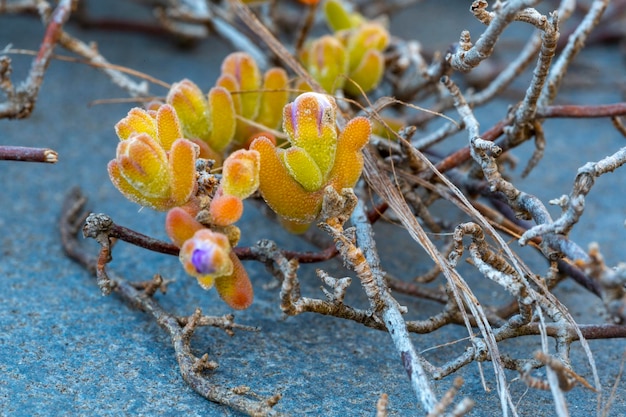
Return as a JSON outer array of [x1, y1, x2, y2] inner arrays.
[[214, 253, 254, 310], [168, 138, 198, 207], [328, 116, 371, 190], [360, 23, 389, 51], [108, 160, 172, 211], [166, 79, 211, 141], [347, 22, 389, 72], [216, 73, 250, 144], [156, 104, 183, 151], [115, 107, 157, 141], [345, 49, 385, 96], [221, 52, 261, 120], [324, 0, 360, 32], [256, 68, 289, 130], [221, 149, 260, 199], [283, 92, 338, 178], [281, 147, 324, 192], [306, 36, 347, 93], [250, 136, 324, 223], [117, 134, 170, 198], [207, 86, 236, 152]]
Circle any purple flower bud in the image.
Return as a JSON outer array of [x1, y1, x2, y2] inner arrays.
[[191, 245, 217, 275]]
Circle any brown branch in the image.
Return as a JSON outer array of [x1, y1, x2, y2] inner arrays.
[[432, 101, 626, 176], [82, 213, 341, 264], [537, 102, 626, 118], [0, 145, 57, 162]]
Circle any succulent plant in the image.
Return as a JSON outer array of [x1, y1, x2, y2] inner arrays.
[[216, 52, 289, 144], [300, 0, 389, 95], [108, 105, 198, 211], [166, 79, 236, 157], [166, 207, 253, 310], [250, 92, 371, 231]]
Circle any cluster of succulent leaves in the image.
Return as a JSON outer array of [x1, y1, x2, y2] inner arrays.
[[251, 92, 370, 232], [299, 0, 389, 95], [108, 21, 373, 308]]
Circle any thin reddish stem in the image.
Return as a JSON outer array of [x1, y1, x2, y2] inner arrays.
[[537, 102, 626, 118], [0, 145, 58, 162]]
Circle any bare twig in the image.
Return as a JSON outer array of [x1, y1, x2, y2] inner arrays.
[[505, 10, 559, 147], [520, 146, 626, 245], [448, 0, 541, 73], [0, 0, 74, 119], [540, 0, 611, 107], [0, 145, 57, 162], [323, 187, 439, 412]]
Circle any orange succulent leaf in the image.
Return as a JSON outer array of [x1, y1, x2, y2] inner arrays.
[[216, 74, 242, 115], [256, 68, 289, 130], [115, 107, 157, 141], [179, 229, 234, 290], [209, 193, 244, 227], [328, 116, 371, 189], [156, 104, 183, 151], [244, 131, 276, 149], [214, 253, 253, 310], [344, 49, 385, 96], [216, 73, 252, 145], [221, 149, 260, 199], [165, 206, 204, 247], [249, 136, 323, 224], [304, 35, 347, 93], [281, 147, 323, 192], [220, 52, 261, 120], [166, 79, 211, 142], [168, 138, 199, 207], [207, 86, 236, 152], [283, 92, 337, 178]]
